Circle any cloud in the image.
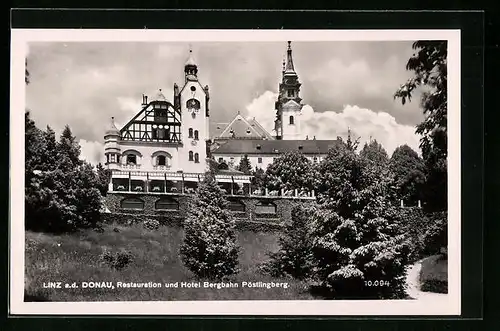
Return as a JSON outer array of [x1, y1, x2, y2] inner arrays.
[[79, 139, 105, 165], [245, 91, 421, 156]]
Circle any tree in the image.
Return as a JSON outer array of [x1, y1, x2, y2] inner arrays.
[[25, 58, 30, 85], [96, 162, 112, 196], [58, 125, 82, 170], [25, 116, 102, 232], [360, 139, 389, 166], [264, 151, 317, 192], [261, 204, 316, 280], [180, 173, 240, 280], [394, 41, 447, 212], [312, 145, 410, 299], [251, 166, 265, 191], [390, 145, 426, 206], [237, 154, 252, 175]]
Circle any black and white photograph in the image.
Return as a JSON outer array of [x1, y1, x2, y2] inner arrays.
[[10, 29, 460, 315]]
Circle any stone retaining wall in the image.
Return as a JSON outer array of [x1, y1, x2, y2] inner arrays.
[[103, 192, 315, 232]]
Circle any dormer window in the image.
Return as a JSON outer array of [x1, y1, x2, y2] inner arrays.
[[298, 145, 303, 150], [256, 145, 261, 150], [246, 129, 251, 135]]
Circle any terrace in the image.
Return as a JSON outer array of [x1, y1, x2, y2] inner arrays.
[[108, 170, 316, 200]]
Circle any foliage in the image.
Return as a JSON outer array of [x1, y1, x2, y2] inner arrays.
[[251, 166, 266, 190], [264, 151, 317, 193], [360, 139, 389, 166], [312, 145, 410, 299], [180, 173, 240, 280], [394, 40, 448, 212], [422, 212, 448, 256], [390, 145, 426, 206], [25, 113, 102, 232], [143, 218, 160, 231], [237, 154, 252, 175], [261, 204, 316, 280], [101, 250, 134, 270], [96, 162, 112, 196]]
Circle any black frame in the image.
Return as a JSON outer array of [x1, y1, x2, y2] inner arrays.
[[10, 6, 488, 329]]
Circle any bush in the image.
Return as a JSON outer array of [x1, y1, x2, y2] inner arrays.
[[180, 173, 240, 280], [260, 204, 315, 280], [144, 219, 160, 231], [101, 250, 134, 270], [422, 212, 447, 256]]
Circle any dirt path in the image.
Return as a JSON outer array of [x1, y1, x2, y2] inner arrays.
[[406, 258, 449, 301]]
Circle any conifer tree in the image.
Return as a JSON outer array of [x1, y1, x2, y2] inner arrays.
[[261, 204, 315, 280], [58, 125, 82, 169], [180, 173, 240, 280], [237, 154, 252, 174]]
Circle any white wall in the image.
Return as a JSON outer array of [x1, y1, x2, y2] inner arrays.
[[179, 81, 208, 173], [212, 153, 326, 171]]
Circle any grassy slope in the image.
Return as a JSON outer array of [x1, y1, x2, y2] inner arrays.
[[418, 254, 448, 293], [25, 223, 314, 301]]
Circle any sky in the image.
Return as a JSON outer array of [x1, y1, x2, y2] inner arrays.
[[26, 41, 425, 165]]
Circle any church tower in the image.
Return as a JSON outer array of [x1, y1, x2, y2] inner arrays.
[[274, 41, 303, 140], [179, 48, 209, 173]]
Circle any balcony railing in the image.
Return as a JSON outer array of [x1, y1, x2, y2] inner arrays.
[[153, 165, 171, 171], [120, 164, 141, 170]]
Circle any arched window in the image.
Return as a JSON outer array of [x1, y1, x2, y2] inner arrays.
[[188, 128, 193, 138], [289, 115, 294, 125], [155, 198, 179, 210], [157, 155, 166, 166], [194, 153, 200, 163], [186, 98, 201, 110], [120, 197, 144, 210], [255, 201, 277, 215], [194, 130, 199, 140], [228, 200, 246, 212], [189, 151, 194, 161], [126, 154, 137, 165]]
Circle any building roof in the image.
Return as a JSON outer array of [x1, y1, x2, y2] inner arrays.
[[105, 117, 120, 136], [213, 113, 274, 140], [152, 89, 167, 102], [282, 99, 302, 112], [211, 139, 341, 155], [185, 49, 197, 66]]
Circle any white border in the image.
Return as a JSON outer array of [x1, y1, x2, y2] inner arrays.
[[10, 29, 461, 316]]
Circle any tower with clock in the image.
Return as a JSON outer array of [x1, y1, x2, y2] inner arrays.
[[178, 48, 210, 173], [274, 41, 303, 140]]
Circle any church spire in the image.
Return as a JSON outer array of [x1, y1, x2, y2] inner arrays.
[[184, 47, 198, 82], [284, 41, 296, 75]]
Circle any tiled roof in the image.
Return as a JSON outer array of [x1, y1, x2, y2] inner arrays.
[[212, 113, 274, 140], [211, 139, 340, 155]]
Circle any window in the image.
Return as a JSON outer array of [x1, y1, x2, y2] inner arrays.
[[289, 115, 294, 125], [230, 157, 234, 163], [194, 153, 200, 163], [153, 128, 167, 139], [228, 200, 246, 212], [258, 157, 262, 164], [121, 198, 144, 210], [110, 154, 116, 162], [255, 201, 277, 215], [106, 154, 110, 163], [313, 157, 318, 163], [157, 155, 166, 166], [186, 98, 200, 110], [287, 90, 294, 97], [194, 130, 199, 140], [190, 86, 196, 92], [154, 109, 167, 122], [155, 198, 179, 211], [189, 151, 194, 161], [218, 157, 224, 163], [127, 154, 137, 165], [188, 128, 193, 138]]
